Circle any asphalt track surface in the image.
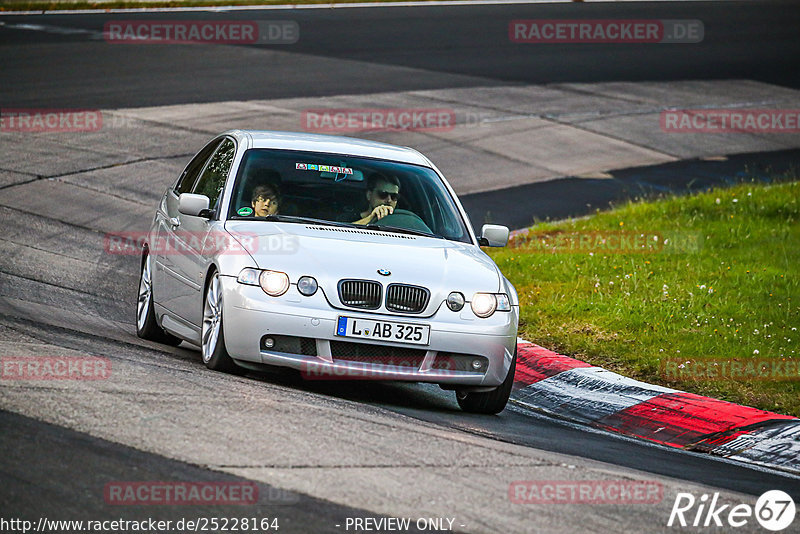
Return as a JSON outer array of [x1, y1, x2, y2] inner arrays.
[[2, 1, 800, 532], [0, 1, 799, 108], [1, 411, 420, 533]]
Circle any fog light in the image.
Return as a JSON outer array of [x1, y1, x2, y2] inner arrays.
[[297, 276, 318, 296], [446, 292, 465, 311], [471, 359, 483, 370], [264, 337, 275, 349]]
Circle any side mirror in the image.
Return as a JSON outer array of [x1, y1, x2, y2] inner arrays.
[[178, 193, 211, 217], [479, 224, 509, 247]]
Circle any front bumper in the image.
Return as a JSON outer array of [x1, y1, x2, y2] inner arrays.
[[220, 276, 518, 386]]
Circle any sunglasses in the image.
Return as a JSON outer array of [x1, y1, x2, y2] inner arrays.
[[375, 190, 399, 201]]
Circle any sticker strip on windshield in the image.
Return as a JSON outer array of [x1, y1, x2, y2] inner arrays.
[[296, 163, 353, 174]]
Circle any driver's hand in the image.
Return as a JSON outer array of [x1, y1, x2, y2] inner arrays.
[[370, 205, 394, 222]]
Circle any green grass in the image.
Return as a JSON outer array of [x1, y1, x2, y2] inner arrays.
[[488, 176, 800, 416], [0, 0, 433, 12]]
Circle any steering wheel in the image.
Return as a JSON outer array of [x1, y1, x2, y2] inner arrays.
[[368, 209, 433, 233]]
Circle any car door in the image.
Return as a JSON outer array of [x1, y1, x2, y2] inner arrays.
[[168, 137, 237, 327], [153, 137, 222, 320]]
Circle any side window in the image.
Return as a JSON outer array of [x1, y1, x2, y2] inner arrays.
[[175, 139, 222, 195], [192, 138, 236, 208]]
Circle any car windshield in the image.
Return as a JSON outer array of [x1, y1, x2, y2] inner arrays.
[[226, 148, 472, 243]]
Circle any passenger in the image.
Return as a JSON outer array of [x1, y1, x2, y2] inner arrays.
[[352, 173, 400, 225], [251, 184, 281, 217]]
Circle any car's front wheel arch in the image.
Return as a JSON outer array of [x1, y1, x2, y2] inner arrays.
[[136, 247, 181, 346], [203, 263, 220, 299], [201, 266, 242, 374], [140, 243, 149, 271]]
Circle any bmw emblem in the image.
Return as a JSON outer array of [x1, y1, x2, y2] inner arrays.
[[377, 269, 391, 276]]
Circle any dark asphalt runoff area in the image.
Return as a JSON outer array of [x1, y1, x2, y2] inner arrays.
[[0, 410, 428, 534], [2, 1, 800, 532], [0, 1, 799, 108], [461, 148, 800, 228]]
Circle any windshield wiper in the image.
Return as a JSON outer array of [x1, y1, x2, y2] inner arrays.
[[367, 225, 443, 239]]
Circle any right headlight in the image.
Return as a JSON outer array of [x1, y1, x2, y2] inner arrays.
[[471, 293, 496, 318], [470, 293, 511, 318]]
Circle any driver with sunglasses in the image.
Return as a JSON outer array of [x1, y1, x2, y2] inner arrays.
[[352, 173, 401, 225]]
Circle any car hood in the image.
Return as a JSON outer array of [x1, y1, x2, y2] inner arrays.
[[225, 221, 501, 315]]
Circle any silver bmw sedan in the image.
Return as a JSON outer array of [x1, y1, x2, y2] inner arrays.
[[136, 130, 519, 413]]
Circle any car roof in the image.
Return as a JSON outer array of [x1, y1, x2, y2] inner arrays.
[[227, 130, 432, 167]]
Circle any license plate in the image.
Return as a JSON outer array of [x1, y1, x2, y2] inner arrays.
[[335, 316, 430, 346]]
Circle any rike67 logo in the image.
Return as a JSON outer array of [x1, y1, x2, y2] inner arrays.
[[668, 490, 795, 531]]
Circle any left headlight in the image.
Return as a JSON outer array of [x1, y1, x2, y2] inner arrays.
[[237, 268, 291, 297], [470, 292, 511, 318], [260, 270, 290, 297]]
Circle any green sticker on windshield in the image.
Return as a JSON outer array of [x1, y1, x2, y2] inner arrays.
[[237, 207, 254, 216]]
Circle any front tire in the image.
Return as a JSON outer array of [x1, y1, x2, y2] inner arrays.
[[136, 252, 182, 346], [456, 348, 516, 414], [201, 271, 241, 373]]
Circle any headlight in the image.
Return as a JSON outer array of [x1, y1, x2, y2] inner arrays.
[[297, 276, 318, 296], [471, 293, 497, 318], [495, 293, 511, 311], [446, 292, 465, 311], [470, 293, 511, 318], [237, 268, 260, 285], [259, 270, 290, 296]]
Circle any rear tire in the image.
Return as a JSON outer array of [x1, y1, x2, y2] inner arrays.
[[136, 252, 182, 346], [201, 271, 242, 374], [456, 348, 516, 414]]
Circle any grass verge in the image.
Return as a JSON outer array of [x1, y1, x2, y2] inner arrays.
[[488, 175, 800, 416]]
